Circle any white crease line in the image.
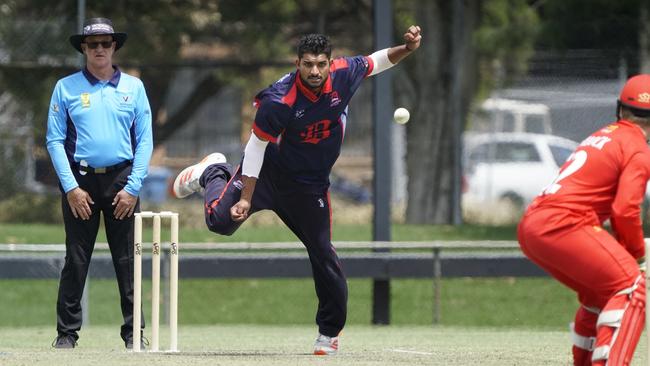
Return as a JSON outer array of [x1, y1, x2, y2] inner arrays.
[[388, 348, 434, 355]]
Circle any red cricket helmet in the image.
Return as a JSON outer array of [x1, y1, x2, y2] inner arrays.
[[619, 74, 650, 111]]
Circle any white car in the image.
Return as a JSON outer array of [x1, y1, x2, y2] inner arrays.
[[463, 132, 578, 213]]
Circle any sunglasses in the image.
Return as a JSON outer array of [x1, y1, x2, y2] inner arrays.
[[85, 41, 114, 50]]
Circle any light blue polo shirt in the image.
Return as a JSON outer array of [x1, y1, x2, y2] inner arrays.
[[46, 67, 153, 196]]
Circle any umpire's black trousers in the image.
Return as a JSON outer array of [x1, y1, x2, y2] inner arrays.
[[56, 164, 143, 341]]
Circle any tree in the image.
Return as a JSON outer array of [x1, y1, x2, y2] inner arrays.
[[0, 0, 378, 193], [537, 0, 640, 50], [642, 0, 650, 73], [536, 0, 643, 73], [0, 0, 377, 147]]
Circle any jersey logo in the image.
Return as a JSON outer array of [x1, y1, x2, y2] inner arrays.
[[81, 93, 90, 108], [330, 91, 341, 107], [295, 109, 305, 119], [119, 94, 133, 108], [51, 104, 59, 113], [639, 92, 650, 104], [300, 119, 331, 144]]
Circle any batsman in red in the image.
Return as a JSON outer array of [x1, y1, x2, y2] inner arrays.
[[518, 74, 650, 365]]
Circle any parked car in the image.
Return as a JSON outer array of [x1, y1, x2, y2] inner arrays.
[[462, 132, 578, 215]]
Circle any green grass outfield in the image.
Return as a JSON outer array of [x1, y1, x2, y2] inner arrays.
[[0, 222, 519, 243], [1, 278, 577, 327], [3, 324, 641, 366]]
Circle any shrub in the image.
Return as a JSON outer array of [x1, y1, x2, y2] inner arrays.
[[0, 193, 62, 223]]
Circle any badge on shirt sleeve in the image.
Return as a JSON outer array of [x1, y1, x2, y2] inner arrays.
[[330, 91, 341, 107], [51, 103, 59, 113], [81, 93, 91, 108]]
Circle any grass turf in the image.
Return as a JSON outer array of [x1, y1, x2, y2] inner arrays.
[[1, 278, 576, 328], [0, 222, 519, 244], [2, 324, 649, 365], [0, 324, 581, 366]]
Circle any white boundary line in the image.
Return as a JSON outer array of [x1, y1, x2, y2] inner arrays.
[[387, 348, 434, 355]]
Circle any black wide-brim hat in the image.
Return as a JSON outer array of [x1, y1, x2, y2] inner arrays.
[[69, 17, 127, 54]]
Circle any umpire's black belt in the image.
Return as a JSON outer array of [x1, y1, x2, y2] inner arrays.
[[75, 160, 132, 174]]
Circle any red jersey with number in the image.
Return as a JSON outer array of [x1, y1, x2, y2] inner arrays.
[[528, 120, 650, 258], [251, 56, 374, 184]]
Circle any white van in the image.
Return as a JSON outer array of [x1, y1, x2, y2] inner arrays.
[[470, 98, 552, 135]]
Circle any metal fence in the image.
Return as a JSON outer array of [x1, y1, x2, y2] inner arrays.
[[0, 240, 542, 325]]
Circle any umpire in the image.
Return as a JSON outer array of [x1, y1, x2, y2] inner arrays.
[[46, 18, 153, 349]]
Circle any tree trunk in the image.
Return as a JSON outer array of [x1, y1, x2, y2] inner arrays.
[[398, 0, 480, 224], [151, 73, 224, 144], [641, 0, 650, 73]]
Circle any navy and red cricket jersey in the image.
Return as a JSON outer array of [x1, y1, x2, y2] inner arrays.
[[202, 55, 377, 337], [251, 55, 374, 184]]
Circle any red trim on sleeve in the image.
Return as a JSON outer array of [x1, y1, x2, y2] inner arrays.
[[280, 81, 298, 107], [252, 123, 279, 144], [364, 55, 374, 77], [330, 58, 349, 71]]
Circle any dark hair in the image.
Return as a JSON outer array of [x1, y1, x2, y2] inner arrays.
[[620, 104, 650, 124], [297, 34, 331, 59]]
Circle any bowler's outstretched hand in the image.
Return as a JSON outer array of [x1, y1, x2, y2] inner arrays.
[[404, 25, 422, 51]]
